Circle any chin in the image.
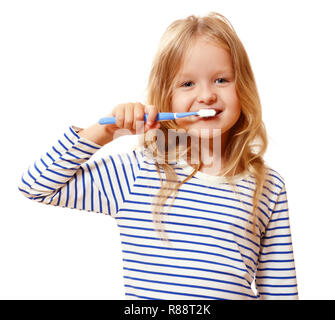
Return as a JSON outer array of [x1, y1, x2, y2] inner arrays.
[[186, 127, 224, 139]]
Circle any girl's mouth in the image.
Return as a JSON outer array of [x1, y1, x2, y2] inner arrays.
[[187, 109, 223, 123], [201, 109, 223, 120]]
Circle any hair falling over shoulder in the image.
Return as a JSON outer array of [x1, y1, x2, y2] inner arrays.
[[140, 12, 268, 243]]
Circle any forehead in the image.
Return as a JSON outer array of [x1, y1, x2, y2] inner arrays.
[[177, 38, 233, 76]]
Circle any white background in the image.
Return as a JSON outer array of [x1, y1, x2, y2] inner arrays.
[[1, 0, 334, 299]]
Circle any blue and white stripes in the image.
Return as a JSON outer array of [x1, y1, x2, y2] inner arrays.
[[18, 126, 298, 300]]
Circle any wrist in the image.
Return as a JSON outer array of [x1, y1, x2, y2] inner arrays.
[[78, 123, 114, 146]]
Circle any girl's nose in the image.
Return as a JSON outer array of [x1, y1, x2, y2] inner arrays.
[[196, 86, 217, 105]]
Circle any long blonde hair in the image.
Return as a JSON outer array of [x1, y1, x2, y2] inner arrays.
[[140, 12, 268, 242]]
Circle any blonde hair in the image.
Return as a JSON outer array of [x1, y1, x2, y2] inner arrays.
[[140, 12, 268, 242]]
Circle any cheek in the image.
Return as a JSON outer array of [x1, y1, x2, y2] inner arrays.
[[232, 100, 241, 118], [226, 103, 241, 124], [171, 92, 190, 113], [225, 89, 241, 118]]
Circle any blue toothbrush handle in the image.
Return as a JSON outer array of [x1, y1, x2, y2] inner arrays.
[[98, 112, 197, 125]]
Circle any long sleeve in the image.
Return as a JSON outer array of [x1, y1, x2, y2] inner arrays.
[[18, 126, 125, 217], [255, 183, 298, 299]]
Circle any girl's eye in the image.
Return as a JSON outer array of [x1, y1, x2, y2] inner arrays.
[[181, 78, 228, 87], [215, 78, 228, 84], [182, 81, 193, 87]]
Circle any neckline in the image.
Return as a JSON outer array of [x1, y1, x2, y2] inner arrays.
[[177, 158, 251, 185], [137, 147, 251, 185]]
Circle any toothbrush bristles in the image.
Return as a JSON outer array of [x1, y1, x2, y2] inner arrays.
[[197, 109, 217, 117]]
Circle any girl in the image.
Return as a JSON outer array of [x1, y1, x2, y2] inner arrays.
[[18, 12, 298, 300]]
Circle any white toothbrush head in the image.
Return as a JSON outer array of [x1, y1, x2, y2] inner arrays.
[[197, 109, 217, 118]]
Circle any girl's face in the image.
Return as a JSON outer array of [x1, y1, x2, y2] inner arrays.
[[171, 37, 241, 139]]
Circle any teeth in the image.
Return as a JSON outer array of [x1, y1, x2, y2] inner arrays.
[[197, 109, 216, 117]]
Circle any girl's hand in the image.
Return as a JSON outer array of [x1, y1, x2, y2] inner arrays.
[[78, 102, 160, 146], [108, 102, 160, 134]]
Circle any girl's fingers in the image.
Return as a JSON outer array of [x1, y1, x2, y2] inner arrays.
[[145, 105, 158, 126], [133, 102, 145, 130], [144, 104, 159, 131], [124, 104, 134, 130], [106, 102, 159, 134], [115, 107, 125, 128]]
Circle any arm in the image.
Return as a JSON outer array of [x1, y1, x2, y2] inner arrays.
[[18, 126, 123, 217], [255, 183, 299, 299], [18, 103, 160, 216]]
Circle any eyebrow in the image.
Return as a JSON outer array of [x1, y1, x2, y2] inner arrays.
[[177, 70, 234, 78]]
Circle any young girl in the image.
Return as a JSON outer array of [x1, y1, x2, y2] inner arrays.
[[18, 12, 298, 300]]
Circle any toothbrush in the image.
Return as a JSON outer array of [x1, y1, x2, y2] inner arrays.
[[98, 109, 217, 125]]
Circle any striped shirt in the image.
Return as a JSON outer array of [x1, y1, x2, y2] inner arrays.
[[18, 126, 298, 300]]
